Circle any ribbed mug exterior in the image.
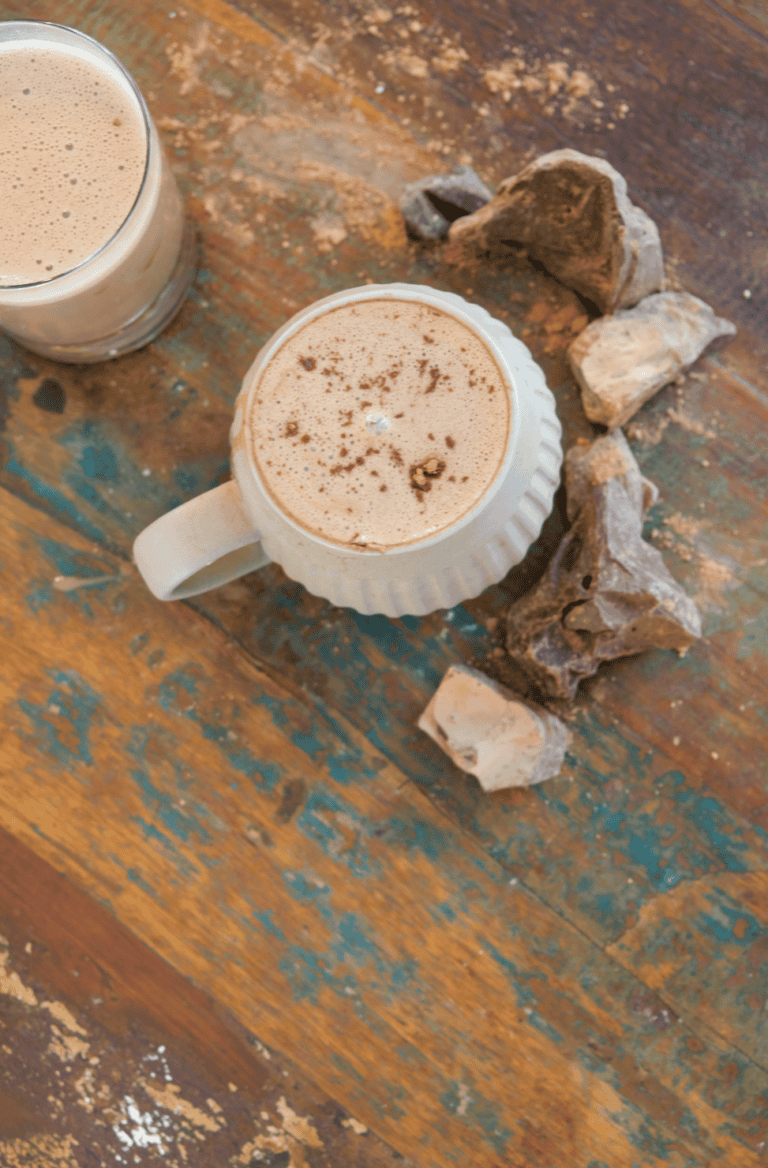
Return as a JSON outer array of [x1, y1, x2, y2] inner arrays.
[[229, 284, 562, 617]]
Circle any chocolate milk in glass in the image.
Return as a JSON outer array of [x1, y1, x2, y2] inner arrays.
[[0, 22, 190, 360], [249, 299, 511, 548]]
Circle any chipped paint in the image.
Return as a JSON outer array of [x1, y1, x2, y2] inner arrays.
[[0, 945, 38, 1006]]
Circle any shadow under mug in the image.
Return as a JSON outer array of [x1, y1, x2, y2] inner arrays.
[[0, 20, 196, 364], [133, 284, 563, 618]]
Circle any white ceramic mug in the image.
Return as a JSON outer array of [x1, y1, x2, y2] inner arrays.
[[133, 284, 562, 617]]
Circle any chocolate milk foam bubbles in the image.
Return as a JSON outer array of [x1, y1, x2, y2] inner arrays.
[[250, 299, 510, 549], [134, 285, 563, 618], [0, 22, 195, 363]]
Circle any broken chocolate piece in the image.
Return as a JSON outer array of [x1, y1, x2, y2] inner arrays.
[[400, 166, 493, 241], [449, 149, 663, 313], [418, 664, 570, 792], [568, 292, 737, 429], [505, 430, 701, 701]]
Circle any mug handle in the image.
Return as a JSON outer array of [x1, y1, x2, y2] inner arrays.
[[133, 479, 270, 600]]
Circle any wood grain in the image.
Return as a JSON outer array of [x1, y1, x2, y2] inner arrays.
[[0, 0, 766, 1163], [2, 483, 768, 1166], [0, 827, 405, 1166]]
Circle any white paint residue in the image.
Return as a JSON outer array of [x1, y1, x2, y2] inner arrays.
[[40, 999, 88, 1034], [0, 947, 38, 1006], [141, 1080, 225, 1133], [276, 1096, 324, 1147], [113, 1094, 170, 1152], [142, 1044, 174, 1081], [48, 1025, 90, 1063], [342, 1116, 368, 1134]]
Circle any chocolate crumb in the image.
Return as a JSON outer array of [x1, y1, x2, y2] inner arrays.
[[301, 434, 311, 444], [284, 421, 299, 437], [445, 435, 455, 448], [339, 446, 348, 457], [300, 357, 316, 370], [394, 412, 405, 419], [461, 475, 469, 482], [365, 446, 380, 456], [448, 475, 456, 482], [380, 484, 387, 491], [428, 432, 435, 440], [389, 445, 404, 466], [410, 457, 446, 492], [423, 334, 435, 344], [360, 400, 372, 409]]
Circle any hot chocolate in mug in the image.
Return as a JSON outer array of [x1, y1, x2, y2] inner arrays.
[[133, 283, 563, 617]]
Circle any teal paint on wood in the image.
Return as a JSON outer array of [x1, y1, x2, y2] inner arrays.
[[439, 1081, 512, 1155], [18, 670, 102, 768], [129, 769, 213, 847], [7, 458, 109, 545], [129, 816, 202, 883], [252, 909, 287, 941]]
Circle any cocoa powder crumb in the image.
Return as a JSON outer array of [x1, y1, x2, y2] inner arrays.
[[410, 457, 446, 492], [300, 357, 316, 370], [445, 435, 455, 448], [284, 421, 298, 437], [301, 434, 311, 444]]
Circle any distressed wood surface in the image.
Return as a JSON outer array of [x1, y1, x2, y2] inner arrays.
[[0, 827, 403, 1166], [2, 487, 768, 1167], [0, 0, 767, 1164]]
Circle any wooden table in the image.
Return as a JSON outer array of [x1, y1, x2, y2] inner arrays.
[[1, 1, 766, 1164]]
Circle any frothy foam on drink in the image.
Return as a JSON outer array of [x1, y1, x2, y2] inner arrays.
[[248, 299, 511, 548], [0, 40, 146, 286]]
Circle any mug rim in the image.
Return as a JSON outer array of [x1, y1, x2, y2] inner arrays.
[[238, 283, 523, 558]]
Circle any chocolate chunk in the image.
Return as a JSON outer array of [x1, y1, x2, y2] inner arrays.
[[505, 430, 701, 701], [569, 292, 737, 428], [449, 149, 664, 313], [410, 457, 445, 491], [418, 664, 570, 792], [399, 166, 494, 241]]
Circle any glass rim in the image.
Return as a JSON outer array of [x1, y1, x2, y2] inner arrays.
[[0, 19, 152, 291]]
